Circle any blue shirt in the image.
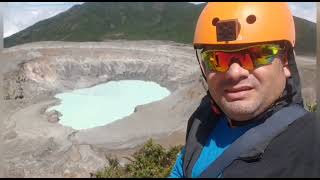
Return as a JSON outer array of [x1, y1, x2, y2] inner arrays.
[[169, 116, 258, 178]]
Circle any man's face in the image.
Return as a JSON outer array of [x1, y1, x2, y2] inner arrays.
[[205, 52, 291, 121]]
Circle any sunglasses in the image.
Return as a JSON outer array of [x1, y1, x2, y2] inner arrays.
[[200, 44, 285, 73]]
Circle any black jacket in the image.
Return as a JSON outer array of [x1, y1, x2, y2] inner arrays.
[[223, 111, 320, 178]]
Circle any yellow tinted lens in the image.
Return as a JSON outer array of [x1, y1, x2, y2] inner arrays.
[[202, 51, 229, 72], [260, 44, 281, 56], [201, 51, 213, 71], [251, 44, 282, 67]]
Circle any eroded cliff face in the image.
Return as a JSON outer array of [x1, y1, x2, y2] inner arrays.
[[2, 41, 200, 102], [0, 41, 207, 178]]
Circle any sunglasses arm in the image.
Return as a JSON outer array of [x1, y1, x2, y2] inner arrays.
[[195, 49, 208, 82]]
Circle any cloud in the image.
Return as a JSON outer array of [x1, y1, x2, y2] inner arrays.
[[8, 2, 83, 6], [288, 2, 316, 23], [3, 2, 84, 37], [189, 2, 205, 5], [189, 2, 316, 23]]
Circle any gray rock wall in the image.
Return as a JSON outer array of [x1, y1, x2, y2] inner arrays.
[[2, 41, 200, 102]]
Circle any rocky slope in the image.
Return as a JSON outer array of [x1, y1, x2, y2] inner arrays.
[[2, 40, 200, 101], [0, 40, 206, 177]]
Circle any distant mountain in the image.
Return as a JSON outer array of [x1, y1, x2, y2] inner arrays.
[[4, 2, 316, 56], [293, 16, 316, 56]]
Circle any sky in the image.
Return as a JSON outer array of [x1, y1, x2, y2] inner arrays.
[[2, 2, 317, 38], [3, 2, 84, 37]]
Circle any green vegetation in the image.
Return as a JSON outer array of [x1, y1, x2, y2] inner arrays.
[[92, 101, 316, 178], [4, 2, 316, 56], [306, 102, 317, 112], [92, 139, 183, 178]]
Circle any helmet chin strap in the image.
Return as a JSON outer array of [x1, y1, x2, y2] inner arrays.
[[195, 49, 222, 115], [195, 49, 224, 117]]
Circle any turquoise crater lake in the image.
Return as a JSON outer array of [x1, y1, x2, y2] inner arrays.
[[47, 80, 171, 130]]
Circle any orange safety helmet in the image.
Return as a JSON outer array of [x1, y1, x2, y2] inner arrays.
[[193, 2, 295, 48]]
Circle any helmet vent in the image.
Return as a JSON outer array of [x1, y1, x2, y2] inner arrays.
[[246, 15, 256, 24], [212, 18, 220, 26]]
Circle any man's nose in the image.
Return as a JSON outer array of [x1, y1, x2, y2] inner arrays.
[[225, 61, 250, 81]]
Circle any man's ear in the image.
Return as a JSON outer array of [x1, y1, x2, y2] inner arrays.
[[281, 53, 291, 78], [283, 65, 291, 78]]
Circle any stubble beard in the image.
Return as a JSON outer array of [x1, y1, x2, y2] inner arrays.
[[218, 96, 263, 121]]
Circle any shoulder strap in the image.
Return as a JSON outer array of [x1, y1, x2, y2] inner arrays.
[[183, 95, 219, 178], [199, 104, 307, 178]]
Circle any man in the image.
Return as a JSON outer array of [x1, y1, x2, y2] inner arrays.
[[169, 2, 319, 178]]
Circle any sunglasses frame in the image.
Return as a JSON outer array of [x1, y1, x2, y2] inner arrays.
[[199, 43, 286, 73]]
